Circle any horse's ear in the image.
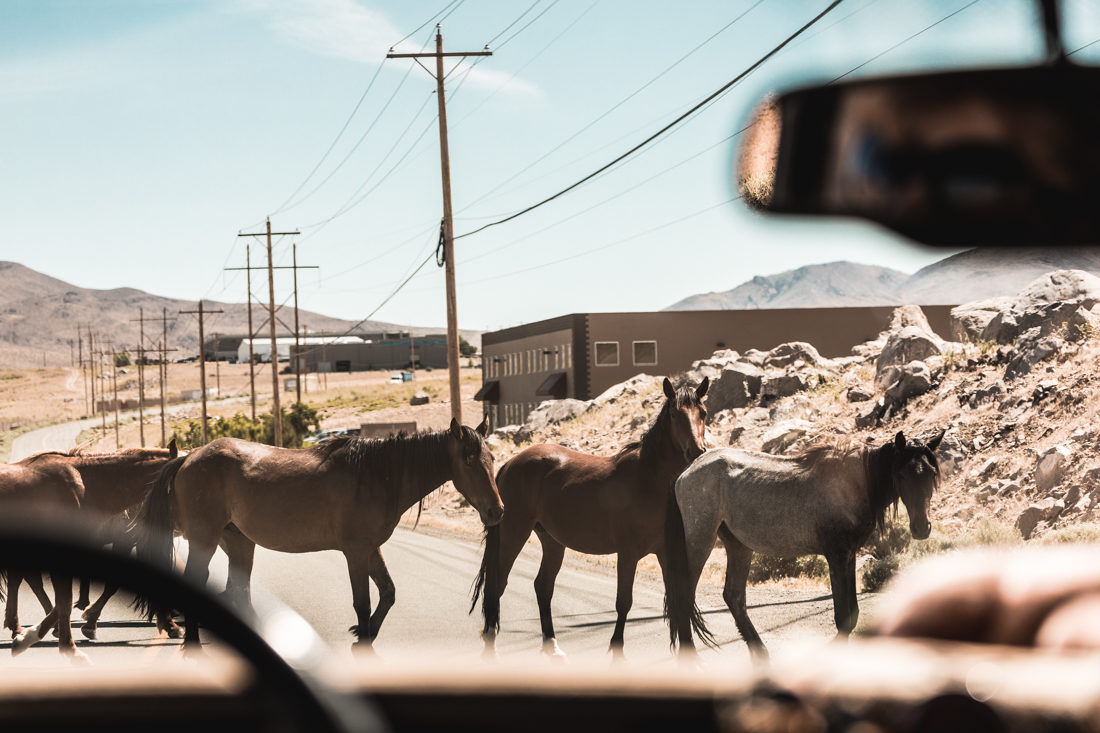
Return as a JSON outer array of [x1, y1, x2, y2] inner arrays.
[[926, 429, 946, 452], [663, 377, 675, 400], [894, 431, 906, 451], [695, 376, 710, 400], [168, 439, 178, 459], [476, 415, 490, 437], [449, 418, 462, 439]]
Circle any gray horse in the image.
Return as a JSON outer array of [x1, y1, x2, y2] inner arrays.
[[664, 430, 944, 659]]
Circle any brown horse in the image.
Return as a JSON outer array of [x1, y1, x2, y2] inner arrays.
[[133, 418, 504, 648], [472, 376, 709, 659], [0, 456, 86, 661], [4, 445, 182, 641]]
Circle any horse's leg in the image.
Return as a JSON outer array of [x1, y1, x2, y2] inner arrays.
[[670, 505, 723, 656], [51, 572, 84, 662], [80, 582, 118, 640], [482, 519, 535, 658], [825, 547, 858, 637], [220, 526, 257, 613], [718, 525, 767, 659], [366, 548, 395, 640], [26, 572, 53, 615], [344, 546, 373, 649], [533, 528, 566, 659], [75, 577, 91, 611], [609, 552, 641, 660], [4, 570, 23, 638], [180, 535, 220, 652]]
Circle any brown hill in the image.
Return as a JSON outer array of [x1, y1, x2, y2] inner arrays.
[[0, 261, 476, 369]]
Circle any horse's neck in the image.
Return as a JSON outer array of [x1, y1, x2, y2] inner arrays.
[[74, 456, 160, 506], [393, 447, 452, 514], [862, 448, 898, 522], [637, 439, 687, 494]]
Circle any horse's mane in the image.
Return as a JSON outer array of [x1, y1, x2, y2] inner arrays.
[[24, 447, 172, 464], [616, 381, 702, 465], [792, 437, 940, 533], [313, 427, 481, 520]]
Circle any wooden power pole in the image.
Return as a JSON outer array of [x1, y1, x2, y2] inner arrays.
[[180, 301, 223, 445], [237, 220, 299, 447], [388, 27, 491, 424]]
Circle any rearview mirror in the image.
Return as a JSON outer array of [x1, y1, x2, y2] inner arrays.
[[738, 64, 1100, 247]]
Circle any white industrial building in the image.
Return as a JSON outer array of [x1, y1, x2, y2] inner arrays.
[[237, 336, 363, 364]]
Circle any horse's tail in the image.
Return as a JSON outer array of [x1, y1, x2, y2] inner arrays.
[[0, 567, 6, 603], [663, 485, 717, 650], [130, 454, 186, 619], [469, 523, 501, 634]]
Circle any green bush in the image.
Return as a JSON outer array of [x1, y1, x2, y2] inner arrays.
[[1038, 523, 1100, 544], [861, 555, 902, 592], [172, 402, 319, 450], [749, 554, 828, 583]]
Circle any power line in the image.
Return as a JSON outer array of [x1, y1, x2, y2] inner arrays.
[[454, 0, 844, 241], [486, 0, 542, 47], [391, 0, 461, 48], [1068, 37, 1100, 56], [829, 0, 980, 83], [459, 0, 765, 214], [269, 63, 386, 216], [494, 0, 561, 50]]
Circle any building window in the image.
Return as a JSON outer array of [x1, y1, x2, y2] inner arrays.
[[632, 340, 658, 366], [594, 341, 619, 367]]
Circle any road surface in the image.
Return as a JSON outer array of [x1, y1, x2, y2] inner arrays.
[[2, 421, 864, 669]]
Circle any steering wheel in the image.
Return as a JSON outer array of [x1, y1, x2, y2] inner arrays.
[[0, 517, 388, 733]]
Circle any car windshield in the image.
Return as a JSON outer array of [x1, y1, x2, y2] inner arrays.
[[4, 0, 1100, 708]]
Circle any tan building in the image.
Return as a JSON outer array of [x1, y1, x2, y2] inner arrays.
[[477, 306, 954, 427]]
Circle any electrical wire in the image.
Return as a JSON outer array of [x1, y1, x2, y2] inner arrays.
[[454, 0, 844, 241], [486, 0, 542, 47], [494, 0, 561, 50], [391, 0, 460, 49]]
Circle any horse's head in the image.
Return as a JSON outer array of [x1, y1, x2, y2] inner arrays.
[[662, 376, 709, 464], [890, 429, 944, 540], [447, 416, 504, 526]]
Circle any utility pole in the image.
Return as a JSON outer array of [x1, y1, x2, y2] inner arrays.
[[388, 28, 490, 423], [180, 301, 223, 445], [230, 226, 312, 444], [108, 339, 120, 449], [130, 308, 150, 447], [321, 330, 328, 391], [213, 332, 221, 396], [78, 329, 88, 416], [160, 308, 177, 446]]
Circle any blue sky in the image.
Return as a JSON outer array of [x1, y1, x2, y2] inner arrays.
[[4, 0, 1099, 333]]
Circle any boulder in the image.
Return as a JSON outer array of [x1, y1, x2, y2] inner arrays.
[[1017, 498, 1058, 540], [761, 372, 811, 402], [1004, 329, 1064, 381], [763, 342, 824, 369], [1035, 444, 1071, 493], [515, 398, 588, 442], [1064, 303, 1100, 341], [769, 394, 817, 423], [706, 363, 764, 412], [590, 374, 660, 408], [761, 419, 812, 455], [951, 297, 1015, 341], [409, 391, 430, 406], [855, 398, 886, 429], [882, 361, 934, 405], [847, 384, 874, 402], [875, 327, 943, 388], [854, 305, 944, 361], [686, 349, 741, 382], [981, 269, 1100, 344], [740, 349, 768, 367]]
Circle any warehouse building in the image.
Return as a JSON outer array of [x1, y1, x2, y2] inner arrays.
[[476, 306, 955, 427]]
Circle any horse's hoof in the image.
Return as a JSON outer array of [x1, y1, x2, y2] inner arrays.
[[181, 643, 204, 659], [74, 600, 90, 611], [67, 649, 92, 667], [12, 628, 42, 656], [541, 639, 567, 661], [80, 608, 94, 623], [80, 623, 98, 641]]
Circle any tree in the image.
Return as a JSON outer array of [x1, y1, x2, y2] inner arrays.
[[459, 336, 477, 358], [114, 350, 131, 367]]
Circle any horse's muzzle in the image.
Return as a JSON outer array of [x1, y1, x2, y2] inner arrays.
[[482, 505, 505, 527], [910, 520, 932, 540]]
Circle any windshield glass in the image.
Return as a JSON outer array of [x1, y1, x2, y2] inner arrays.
[[4, 0, 1100, 692]]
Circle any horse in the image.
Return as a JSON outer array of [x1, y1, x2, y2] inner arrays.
[[0, 456, 86, 661], [663, 429, 944, 660], [3, 445, 182, 641], [132, 417, 504, 649], [472, 376, 709, 660]]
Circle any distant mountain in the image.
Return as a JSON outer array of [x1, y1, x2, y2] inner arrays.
[[0, 262, 478, 369], [665, 261, 909, 311], [665, 248, 1100, 311]]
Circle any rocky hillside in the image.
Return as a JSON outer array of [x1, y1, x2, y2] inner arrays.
[[0, 261, 479, 368], [665, 248, 1100, 311], [480, 269, 1100, 550]]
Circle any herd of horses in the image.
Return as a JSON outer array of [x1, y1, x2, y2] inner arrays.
[[0, 375, 944, 664]]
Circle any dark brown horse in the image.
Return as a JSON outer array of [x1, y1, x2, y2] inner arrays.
[[133, 418, 504, 648], [472, 376, 709, 659], [664, 430, 944, 660], [0, 456, 86, 661], [4, 445, 182, 641]]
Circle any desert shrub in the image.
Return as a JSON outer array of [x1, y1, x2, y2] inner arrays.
[[969, 516, 1022, 545], [1038, 523, 1100, 544], [863, 511, 911, 559], [861, 555, 902, 592], [749, 553, 828, 583], [172, 402, 319, 450]]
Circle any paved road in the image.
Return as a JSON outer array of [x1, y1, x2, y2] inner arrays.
[[10, 416, 105, 460], [2, 420, 857, 669]]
